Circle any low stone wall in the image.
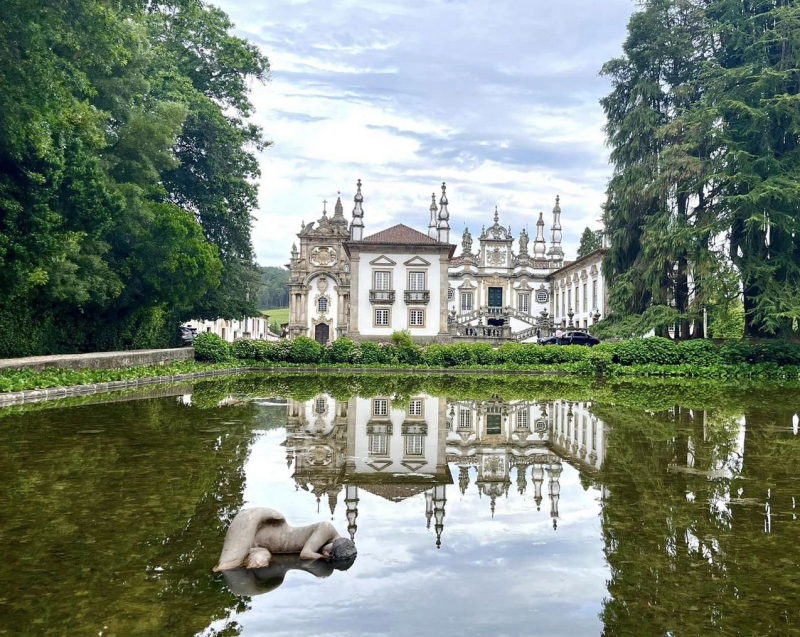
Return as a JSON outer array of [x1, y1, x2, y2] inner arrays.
[[0, 347, 194, 372]]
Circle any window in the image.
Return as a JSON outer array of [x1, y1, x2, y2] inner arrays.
[[373, 399, 389, 417], [583, 283, 588, 310], [562, 292, 566, 316], [518, 293, 530, 314], [409, 309, 425, 327], [318, 297, 328, 313], [409, 399, 423, 416], [375, 309, 390, 327], [592, 280, 598, 308], [447, 288, 455, 301], [405, 435, 424, 455], [409, 271, 426, 291], [315, 398, 326, 414], [370, 435, 388, 455], [568, 290, 572, 312], [555, 291, 559, 316], [536, 289, 548, 304], [459, 408, 471, 429], [517, 410, 529, 429], [373, 270, 391, 290], [461, 292, 473, 312]]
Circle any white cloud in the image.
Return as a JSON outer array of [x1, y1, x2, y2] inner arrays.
[[212, 0, 636, 266]]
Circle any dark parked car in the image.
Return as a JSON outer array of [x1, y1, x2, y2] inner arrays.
[[179, 326, 197, 345], [539, 331, 600, 347]]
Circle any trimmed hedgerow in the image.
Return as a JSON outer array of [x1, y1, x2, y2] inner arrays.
[[193, 332, 233, 363]]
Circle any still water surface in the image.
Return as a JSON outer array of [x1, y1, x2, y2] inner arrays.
[[1, 374, 798, 636]]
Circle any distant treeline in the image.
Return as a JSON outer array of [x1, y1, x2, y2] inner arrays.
[[258, 267, 289, 310]]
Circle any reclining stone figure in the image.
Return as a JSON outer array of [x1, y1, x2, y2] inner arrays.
[[213, 507, 357, 572]]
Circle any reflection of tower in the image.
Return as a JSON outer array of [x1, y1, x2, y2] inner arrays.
[[432, 485, 447, 549], [516, 465, 528, 495], [458, 465, 471, 495], [345, 485, 359, 541], [425, 489, 433, 529], [532, 463, 544, 511], [547, 460, 562, 530]]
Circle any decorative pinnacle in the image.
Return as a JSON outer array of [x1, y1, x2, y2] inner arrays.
[[440, 182, 448, 205], [322, 199, 328, 216], [494, 206, 499, 224], [430, 192, 438, 212], [354, 179, 363, 203]]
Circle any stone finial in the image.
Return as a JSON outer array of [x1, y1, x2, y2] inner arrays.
[[494, 206, 499, 225], [437, 181, 450, 243], [350, 179, 365, 241], [322, 199, 328, 216], [428, 192, 438, 239]]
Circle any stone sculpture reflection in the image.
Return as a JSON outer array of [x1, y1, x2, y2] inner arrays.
[[221, 556, 338, 596], [214, 507, 357, 573]]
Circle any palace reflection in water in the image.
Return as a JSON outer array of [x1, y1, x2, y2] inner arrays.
[[285, 394, 607, 547]]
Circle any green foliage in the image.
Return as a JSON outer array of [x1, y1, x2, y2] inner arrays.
[[709, 300, 745, 340], [192, 332, 232, 362], [258, 267, 289, 310], [592, 306, 680, 340], [615, 337, 679, 366], [326, 338, 359, 364], [0, 0, 269, 356], [289, 337, 322, 364], [601, 0, 800, 339], [577, 227, 602, 258], [358, 341, 384, 365], [676, 339, 720, 366]]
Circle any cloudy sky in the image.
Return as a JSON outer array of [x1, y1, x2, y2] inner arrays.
[[214, 0, 637, 267]]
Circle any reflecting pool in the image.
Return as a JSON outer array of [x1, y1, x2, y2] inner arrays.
[[1, 374, 799, 636]]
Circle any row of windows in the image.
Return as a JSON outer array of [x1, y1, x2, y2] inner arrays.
[[372, 398, 424, 417], [373, 270, 427, 291], [370, 434, 424, 456], [374, 308, 426, 328], [555, 280, 598, 316], [456, 408, 530, 429], [451, 290, 549, 313]]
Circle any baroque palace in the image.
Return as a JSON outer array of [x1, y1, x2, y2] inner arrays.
[[287, 181, 609, 344]]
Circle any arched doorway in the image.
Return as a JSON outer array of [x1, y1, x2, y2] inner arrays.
[[314, 323, 329, 345]]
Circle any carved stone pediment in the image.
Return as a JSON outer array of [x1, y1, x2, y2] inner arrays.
[[310, 246, 336, 267]]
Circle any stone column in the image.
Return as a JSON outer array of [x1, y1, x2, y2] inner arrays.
[[350, 255, 360, 334], [439, 254, 449, 335]]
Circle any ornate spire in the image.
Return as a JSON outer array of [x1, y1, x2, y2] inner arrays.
[[437, 182, 451, 243], [322, 199, 328, 216], [494, 206, 499, 224], [534, 211, 547, 258], [428, 192, 438, 239], [350, 179, 364, 241], [547, 195, 564, 261]]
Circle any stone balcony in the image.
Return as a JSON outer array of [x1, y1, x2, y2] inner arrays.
[[404, 290, 430, 304], [370, 289, 396, 304]]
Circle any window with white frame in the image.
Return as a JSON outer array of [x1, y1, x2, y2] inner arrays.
[[405, 434, 424, 455], [583, 283, 588, 310], [375, 308, 390, 327], [459, 408, 471, 429], [592, 280, 598, 308], [536, 289, 548, 304], [461, 292, 473, 312], [373, 270, 391, 290], [517, 409, 529, 429], [370, 434, 388, 455], [318, 297, 328, 313], [568, 290, 572, 312], [562, 291, 566, 316], [409, 309, 425, 327], [409, 398, 423, 417], [373, 398, 389, 417], [409, 271, 426, 291], [315, 398, 326, 414], [518, 293, 530, 314]]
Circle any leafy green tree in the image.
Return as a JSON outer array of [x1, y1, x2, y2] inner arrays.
[[257, 266, 290, 310], [577, 227, 602, 258]]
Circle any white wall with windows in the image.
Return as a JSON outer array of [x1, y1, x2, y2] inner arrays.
[[355, 251, 444, 338], [185, 316, 276, 342], [550, 251, 606, 330], [304, 273, 339, 344], [351, 395, 444, 475]]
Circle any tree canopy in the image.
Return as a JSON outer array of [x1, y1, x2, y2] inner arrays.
[[600, 0, 800, 339], [0, 0, 269, 356], [577, 227, 602, 258]]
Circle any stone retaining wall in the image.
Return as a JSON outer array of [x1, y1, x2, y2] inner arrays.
[[0, 347, 194, 372]]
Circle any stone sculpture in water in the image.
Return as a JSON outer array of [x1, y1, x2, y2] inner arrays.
[[213, 507, 357, 573]]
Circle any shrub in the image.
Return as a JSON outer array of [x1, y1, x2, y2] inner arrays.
[[193, 332, 232, 362], [587, 343, 616, 374], [359, 341, 384, 365], [615, 337, 679, 365], [423, 344, 448, 367], [232, 338, 258, 360], [327, 337, 359, 364], [718, 340, 751, 364], [471, 343, 497, 366], [751, 341, 800, 366], [391, 331, 423, 365], [676, 339, 720, 366], [290, 336, 323, 364]]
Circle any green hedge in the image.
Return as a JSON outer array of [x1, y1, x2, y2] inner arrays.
[[217, 336, 800, 371]]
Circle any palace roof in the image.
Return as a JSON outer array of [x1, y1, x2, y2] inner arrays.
[[358, 223, 446, 245]]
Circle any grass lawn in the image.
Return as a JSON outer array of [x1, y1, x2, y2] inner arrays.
[[262, 307, 289, 328]]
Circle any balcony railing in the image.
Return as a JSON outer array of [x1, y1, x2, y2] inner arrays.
[[370, 289, 396, 304], [404, 290, 430, 304]]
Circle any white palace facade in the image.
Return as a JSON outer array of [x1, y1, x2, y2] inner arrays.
[[287, 181, 609, 344]]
